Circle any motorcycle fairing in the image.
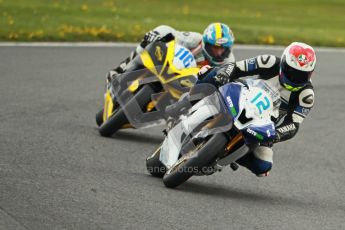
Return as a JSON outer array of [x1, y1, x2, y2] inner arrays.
[[219, 80, 277, 143], [160, 91, 232, 168], [241, 123, 276, 144], [218, 82, 242, 119], [108, 40, 200, 129]]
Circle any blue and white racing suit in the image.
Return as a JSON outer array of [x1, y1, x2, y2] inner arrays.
[[198, 55, 315, 176]]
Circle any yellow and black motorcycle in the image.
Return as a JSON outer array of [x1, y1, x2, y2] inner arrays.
[[96, 40, 200, 137]]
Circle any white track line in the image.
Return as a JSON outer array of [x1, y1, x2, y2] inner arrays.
[[0, 42, 344, 53]]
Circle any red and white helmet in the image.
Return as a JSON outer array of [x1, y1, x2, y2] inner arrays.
[[279, 42, 316, 91]]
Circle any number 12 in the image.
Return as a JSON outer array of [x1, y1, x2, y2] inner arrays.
[[250, 92, 270, 114]]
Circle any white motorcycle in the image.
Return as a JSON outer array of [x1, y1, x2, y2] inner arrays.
[[146, 79, 280, 188]]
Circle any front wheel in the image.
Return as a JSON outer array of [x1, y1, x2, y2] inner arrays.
[[146, 145, 167, 178], [98, 85, 155, 137], [98, 106, 128, 137], [162, 133, 228, 188]]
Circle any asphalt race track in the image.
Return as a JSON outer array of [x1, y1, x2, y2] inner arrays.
[[1, 45, 344, 230]]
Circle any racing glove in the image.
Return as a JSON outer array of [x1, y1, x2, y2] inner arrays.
[[140, 31, 161, 48], [197, 65, 213, 80], [214, 63, 236, 86], [106, 54, 133, 83], [159, 33, 175, 43]]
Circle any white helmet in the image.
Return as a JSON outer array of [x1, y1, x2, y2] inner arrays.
[[279, 42, 316, 91]]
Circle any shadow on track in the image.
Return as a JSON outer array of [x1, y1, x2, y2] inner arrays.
[[95, 129, 164, 144], [178, 181, 278, 202], [175, 180, 344, 210], [128, 166, 345, 212]]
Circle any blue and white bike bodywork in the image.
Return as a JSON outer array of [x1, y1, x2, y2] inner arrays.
[[219, 79, 279, 144], [147, 79, 280, 188]]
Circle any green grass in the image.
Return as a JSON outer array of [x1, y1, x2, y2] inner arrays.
[[1, 0, 345, 46]]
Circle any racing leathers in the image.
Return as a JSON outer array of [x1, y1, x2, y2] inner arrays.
[[198, 54, 315, 177], [107, 25, 235, 82]]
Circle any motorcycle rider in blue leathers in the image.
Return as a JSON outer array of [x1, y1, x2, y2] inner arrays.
[[197, 42, 316, 177]]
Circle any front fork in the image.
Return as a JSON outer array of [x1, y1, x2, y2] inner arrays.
[[103, 89, 115, 122], [211, 132, 248, 172], [102, 80, 154, 128]]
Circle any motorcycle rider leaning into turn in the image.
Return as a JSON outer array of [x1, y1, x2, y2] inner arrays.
[[106, 22, 236, 82], [197, 42, 316, 177]]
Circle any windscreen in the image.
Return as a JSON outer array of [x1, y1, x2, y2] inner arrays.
[[110, 65, 198, 129]]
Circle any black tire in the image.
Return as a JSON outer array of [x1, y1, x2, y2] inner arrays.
[[99, 106, 128, 137], [98, 85, 155, 137], [146, 145, 167, 178], [95, 108, 104, 127], [162, 133, 228, 188]]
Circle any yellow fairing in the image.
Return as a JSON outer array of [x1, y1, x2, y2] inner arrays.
[[103, 90, 114, 121], [162, 41, 199, 84], [139, 40, 199, 99], [128, 79, 140, 93], [140, 49, 159, 76], [180, 79, 194, 88]]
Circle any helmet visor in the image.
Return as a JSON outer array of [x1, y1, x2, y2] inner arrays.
[[281, 60, 312, 85], [205, 43, 230, 63]]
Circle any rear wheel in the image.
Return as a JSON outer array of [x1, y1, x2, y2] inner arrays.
[[146, 145, 167, 178], [98, 85, 155, 137], [162, 133, 228, 188]]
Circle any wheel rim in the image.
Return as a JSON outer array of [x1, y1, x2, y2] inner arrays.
[[165, 141, 206, 175]]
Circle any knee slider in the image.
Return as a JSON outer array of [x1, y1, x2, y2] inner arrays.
[[252, 146, 273, 175], [252, 158, 272, 175]]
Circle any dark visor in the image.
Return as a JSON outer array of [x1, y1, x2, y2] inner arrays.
[[205, 43, 230, 62], [281, 59, 312, 85]]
